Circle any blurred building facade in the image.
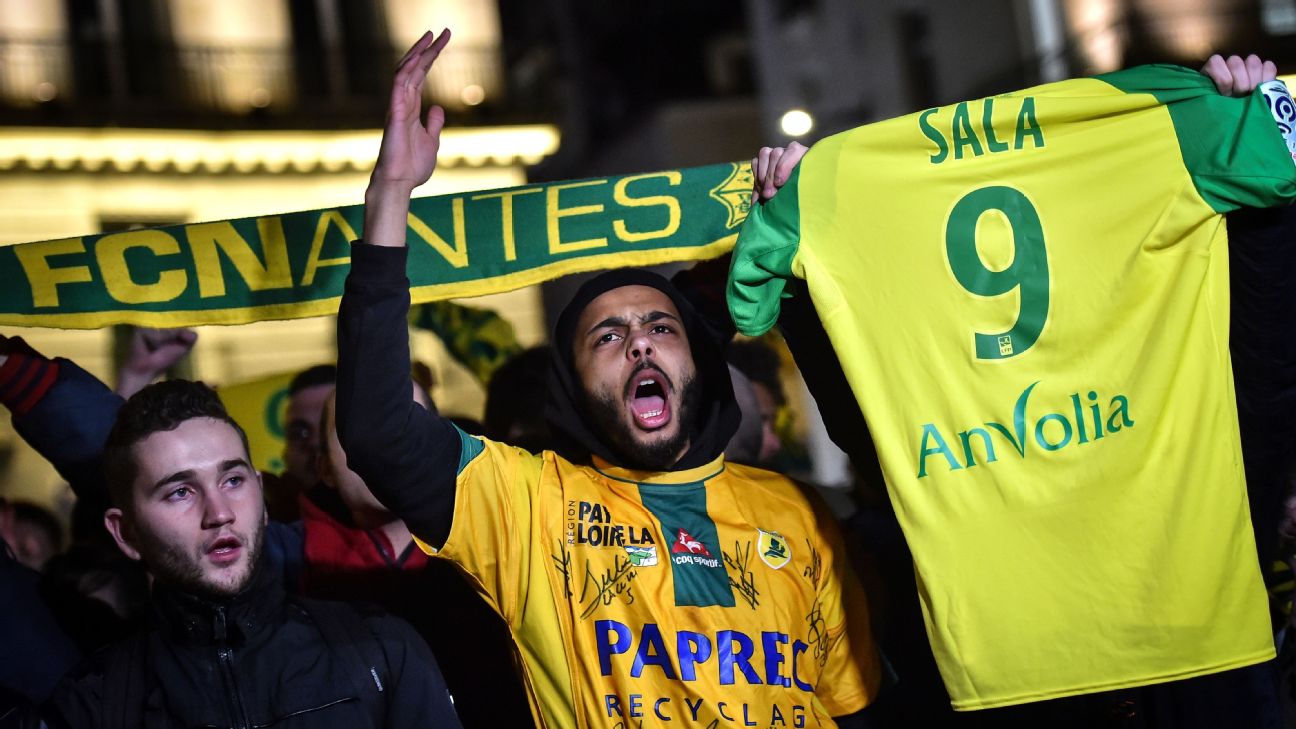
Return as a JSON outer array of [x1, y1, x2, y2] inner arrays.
[[744, 0, 1296, 145]]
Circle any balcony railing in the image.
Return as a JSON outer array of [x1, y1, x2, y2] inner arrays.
[[0, 37, 71, 107], [175, 44, 298, 114], [0, 35, 511, 127]]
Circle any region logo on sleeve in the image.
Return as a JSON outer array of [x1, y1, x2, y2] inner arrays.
[[757, 529, 792, 570], [624, 545, 658, 567]]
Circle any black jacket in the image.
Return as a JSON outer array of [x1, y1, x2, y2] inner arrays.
[[0, 539, 79, 705], [44, 555, 460, 729]]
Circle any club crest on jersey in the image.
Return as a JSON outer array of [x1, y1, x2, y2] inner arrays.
[[624, 545, 658, 567], [672, 528, 713, 557], [757, 529, 792, 569]]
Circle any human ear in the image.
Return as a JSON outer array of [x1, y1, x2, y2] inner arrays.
[[103, 508, 142, 561]]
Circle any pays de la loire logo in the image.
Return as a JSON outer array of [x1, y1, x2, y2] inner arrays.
[[757, 529, 791, 570], [623, 545, 658, 567], [671, 528, 714, 558]]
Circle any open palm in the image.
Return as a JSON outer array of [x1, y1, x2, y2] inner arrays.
[[372, 29, 452, 192]]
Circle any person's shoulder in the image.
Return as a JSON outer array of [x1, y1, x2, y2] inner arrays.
[[317, 598, 441, 674], [45, 662, 103, 725], [455, 427, 549, 470], [353, 601, 420, 641], [293, 594, 421, 649], [59, 628, 149, 681], [45, 630, 152, 724], [721, 462, 825, 518]]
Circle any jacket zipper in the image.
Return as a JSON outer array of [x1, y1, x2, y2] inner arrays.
[[214, 607, 252, 729]]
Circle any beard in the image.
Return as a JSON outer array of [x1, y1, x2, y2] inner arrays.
[[582, 366, 701, 471], [133, 521, 264, 600]]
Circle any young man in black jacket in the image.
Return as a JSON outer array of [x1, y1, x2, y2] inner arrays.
[[44, 380, 460, 729]]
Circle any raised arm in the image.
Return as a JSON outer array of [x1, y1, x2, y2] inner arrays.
[[335, 30, 466, 548], [0, 337, 121, 508]]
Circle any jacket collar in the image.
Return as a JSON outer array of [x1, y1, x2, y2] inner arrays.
[[151, 550, 283, 647]]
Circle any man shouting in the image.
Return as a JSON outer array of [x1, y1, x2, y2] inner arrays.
[[336, 29, 881, 728]]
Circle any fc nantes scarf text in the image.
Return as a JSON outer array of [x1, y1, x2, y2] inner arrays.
[[0, 162, 753, 329]]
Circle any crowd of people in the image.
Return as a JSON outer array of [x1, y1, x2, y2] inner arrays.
[[2, 27, 1296, 729]]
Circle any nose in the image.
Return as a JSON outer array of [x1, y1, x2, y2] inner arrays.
[[626, 329, 654, 362], [201, 489, 236, 530]]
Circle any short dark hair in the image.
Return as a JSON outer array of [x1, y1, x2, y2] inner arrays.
[[103, 380, 250, 510], [289, 364, 336, 397]]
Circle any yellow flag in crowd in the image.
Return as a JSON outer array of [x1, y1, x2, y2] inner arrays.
[[217, 371, 294, 474]]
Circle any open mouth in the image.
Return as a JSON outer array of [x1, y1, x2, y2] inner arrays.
[[206, 535, 242, 565], [627, 368, 671, 430]]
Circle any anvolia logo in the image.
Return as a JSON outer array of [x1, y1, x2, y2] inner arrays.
[[917, 381, 1135, 478]]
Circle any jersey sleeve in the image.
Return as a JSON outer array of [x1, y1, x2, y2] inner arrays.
[[1096, 64, 1296, 213], [810, 505, 882, 716], [726, 165, 804, 337], [420, 431, 545, 628]]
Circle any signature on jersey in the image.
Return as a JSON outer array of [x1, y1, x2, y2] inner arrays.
[[580, 553, 638, 619], [722, 541, 760, 609]]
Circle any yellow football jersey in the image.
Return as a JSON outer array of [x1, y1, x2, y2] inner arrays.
[[419, 430, 881, 728], [727, 65, 1296, 710]]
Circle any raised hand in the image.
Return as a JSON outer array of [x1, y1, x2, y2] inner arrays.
[[118, 327, 198, 398], [372, 29, 452, 192], [1201, 53, 1277, 97], [365, 29, 452, 247]]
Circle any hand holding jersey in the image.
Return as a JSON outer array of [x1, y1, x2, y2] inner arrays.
[[1201, 53, 1278, 96], [752, 142, 807, 204]]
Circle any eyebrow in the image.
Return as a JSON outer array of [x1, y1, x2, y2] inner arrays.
[[585, 311, 681, 336], [151, 469, 196, 492], [220, 459, 253, 473], [150, 459, 253, 492]]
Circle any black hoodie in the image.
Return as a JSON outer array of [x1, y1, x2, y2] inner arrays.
[[545, 268, 741, 470]]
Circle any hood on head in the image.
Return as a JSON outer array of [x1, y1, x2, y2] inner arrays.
[[545, 269, 740, 470]]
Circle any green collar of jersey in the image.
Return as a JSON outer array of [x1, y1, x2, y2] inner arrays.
[[591, 455, 726, 486]]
